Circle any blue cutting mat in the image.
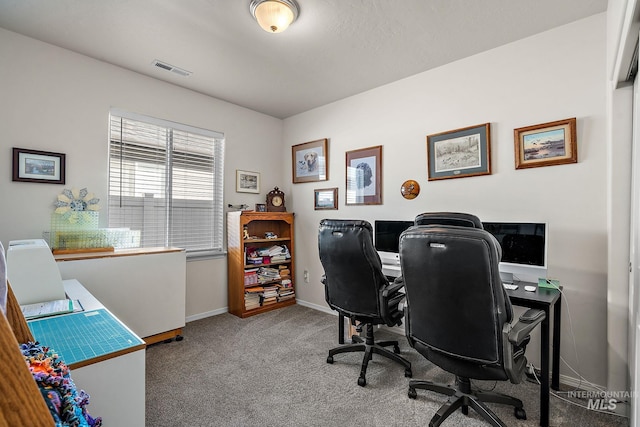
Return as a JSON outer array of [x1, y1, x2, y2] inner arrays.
[[28, 308, 144, 366]]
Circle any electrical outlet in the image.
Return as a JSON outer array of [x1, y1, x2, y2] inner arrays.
[[304, 270, 309, 283]]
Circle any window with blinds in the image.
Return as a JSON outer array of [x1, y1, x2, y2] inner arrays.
[[108, 109, 225, 257]]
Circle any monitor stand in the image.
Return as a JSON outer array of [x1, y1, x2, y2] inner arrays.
[[500, 271, 514, 284]]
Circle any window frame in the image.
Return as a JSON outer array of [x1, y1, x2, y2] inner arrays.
[[108, 108, 225, 259]]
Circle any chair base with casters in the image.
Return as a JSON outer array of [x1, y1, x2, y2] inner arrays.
[[326, 322, 412, 387], [408, 376, 526, 427]]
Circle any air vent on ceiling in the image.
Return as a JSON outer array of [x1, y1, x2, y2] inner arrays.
[[152, 60, 192, 77]]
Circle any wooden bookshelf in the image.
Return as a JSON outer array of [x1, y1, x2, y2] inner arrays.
[[227, 211, 296, 318]]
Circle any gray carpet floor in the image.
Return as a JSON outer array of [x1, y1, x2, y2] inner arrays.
[[145, 305, 628, 427]]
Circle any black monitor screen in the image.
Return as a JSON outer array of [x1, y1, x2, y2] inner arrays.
[[482, 222, 546, 267], [374, 220, 414, 253]]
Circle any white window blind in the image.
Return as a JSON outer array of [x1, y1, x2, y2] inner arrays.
[[108, 109, 225, 257]]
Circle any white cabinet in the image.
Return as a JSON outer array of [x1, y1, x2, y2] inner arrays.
[[56, 247, 186, 343]]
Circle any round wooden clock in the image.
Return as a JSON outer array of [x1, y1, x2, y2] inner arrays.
[[401, 180, 420, 200], [266, 187, 286, 212]]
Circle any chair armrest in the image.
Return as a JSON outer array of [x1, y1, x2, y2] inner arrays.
[[382, 276, 404, 298], [508, 309, 545, 347], [380, 278, 405, 327]]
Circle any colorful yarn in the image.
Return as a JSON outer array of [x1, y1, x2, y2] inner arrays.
[[20, 341, 102, 427]]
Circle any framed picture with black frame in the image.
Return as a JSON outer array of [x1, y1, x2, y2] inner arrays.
[[12, 147, 66, 184]]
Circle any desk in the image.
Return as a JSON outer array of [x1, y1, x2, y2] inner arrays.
[[336, 281, 561, 427], [28, 279, 146, 426], [55, 247, 186, 344], [507, 282, 562, 427]]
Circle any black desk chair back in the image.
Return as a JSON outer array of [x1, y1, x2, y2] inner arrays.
[[318, 219, 412, 386], [399, 225, 545, 427], [415, 211, 484, 228]]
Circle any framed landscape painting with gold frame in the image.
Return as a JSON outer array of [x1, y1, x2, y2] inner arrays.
[[514, 118, 577, 169]]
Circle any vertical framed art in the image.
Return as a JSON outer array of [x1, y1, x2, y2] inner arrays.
[[345, 145, 382, 205], [292, 138, 328, 183]]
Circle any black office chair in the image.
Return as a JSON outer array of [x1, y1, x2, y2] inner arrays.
[[399, 225, 545, 427], [318, 219, 412, 386], [414, 211, 484, 228]]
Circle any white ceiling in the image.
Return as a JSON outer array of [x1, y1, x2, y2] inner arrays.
[[0, 0, 607, 119]]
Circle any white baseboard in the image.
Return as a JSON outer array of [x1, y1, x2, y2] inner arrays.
[[184, 299, 333, 323], [296, 299, 335, 315], [186, 307, 228, 323]]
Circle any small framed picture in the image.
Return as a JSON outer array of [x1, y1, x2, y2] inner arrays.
[[292, 138, 328, 183], [12, 147, 66, 184], [514, 118, 577, 169], [255, 203, 267, 212], [236, 170, 260, 193], [314, 188, 338, 210], [345, 145, 382, 205], [427, 123, 491, 181]]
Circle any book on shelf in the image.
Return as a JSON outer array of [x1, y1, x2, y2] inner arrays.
[[278, 293, 295, 302]]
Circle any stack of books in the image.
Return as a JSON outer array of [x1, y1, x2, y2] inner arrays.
[[257, 267, 281, 284], [244, 287, 262, 310], [278, 287, 295, 302], [260, 285, 279, 306], [257, 245, 291, 263], [277, 264, 295, 302], [279, 265, 291, 283]]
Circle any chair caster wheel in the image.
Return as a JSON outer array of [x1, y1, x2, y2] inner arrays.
[[393, 344, 400, 354], [405, 368, 412, 378], [164, 338, 173, 343], [514, 407, 527, 420], [175, 335, 184, 341], [408, 388, 417, 399], [326, 356, 334, 364], [358, 377, 366, 387]]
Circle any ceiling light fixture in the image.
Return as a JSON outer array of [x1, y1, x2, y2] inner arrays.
[[249, 0, 299, 34]]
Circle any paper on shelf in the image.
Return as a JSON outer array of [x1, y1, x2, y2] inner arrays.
[[21, 299, 74, 320]]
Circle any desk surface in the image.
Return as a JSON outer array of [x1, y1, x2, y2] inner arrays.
[[54, 246, 184, 262], [28, 309, 144, 366], [27, 280, 145, 369], [506, 281, 561, 307]]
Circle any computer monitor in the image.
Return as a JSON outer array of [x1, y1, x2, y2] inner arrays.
[[374, 220, 414, 277], [482, 221, 548, 283]]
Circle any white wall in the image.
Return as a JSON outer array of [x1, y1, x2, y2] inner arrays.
[[0, 28, 283, 319], [285, 14, 610, 386], [606, 0, 634, 397], [0, 12, 620, 390]]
